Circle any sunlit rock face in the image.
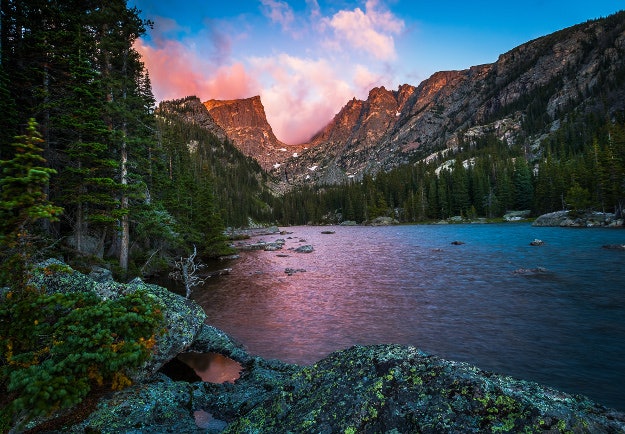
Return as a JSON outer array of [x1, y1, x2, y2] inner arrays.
[[204, 96, 306, 171], [160, 13, 625, 191], [271, 84, 417, 187]]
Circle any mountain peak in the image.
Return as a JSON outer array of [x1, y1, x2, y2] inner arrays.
[[202, 96, 303, 171]]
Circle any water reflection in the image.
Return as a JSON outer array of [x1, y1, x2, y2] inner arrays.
[[177, 352, 242, 383]]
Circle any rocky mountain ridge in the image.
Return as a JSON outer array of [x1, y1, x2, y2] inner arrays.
[[271, 11, 625, 189], [156, 96, 228, 142], [160, 12, 625, 192]]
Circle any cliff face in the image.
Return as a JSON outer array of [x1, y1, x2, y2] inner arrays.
[[203, 96, 305, 171], [271, 12, 625, 188]]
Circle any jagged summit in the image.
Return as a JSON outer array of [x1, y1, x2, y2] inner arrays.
[[203, 96, 305, 171], [271, 11, 625, 188]]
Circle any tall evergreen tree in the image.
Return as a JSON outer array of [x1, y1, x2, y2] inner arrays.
[[513, 158, 534, 210], [0, 119, 63, 287], [89, 0, 154, 272]]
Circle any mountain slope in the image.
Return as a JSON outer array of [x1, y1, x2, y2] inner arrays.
[[273, 11, 625, 189], [155, 96, 274, 227]]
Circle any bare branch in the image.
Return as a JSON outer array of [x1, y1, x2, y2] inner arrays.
[[168, 245, 206, 298]]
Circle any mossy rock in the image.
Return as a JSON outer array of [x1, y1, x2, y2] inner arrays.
[[225, 344, 625, 433]]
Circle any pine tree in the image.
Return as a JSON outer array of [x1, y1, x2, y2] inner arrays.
[[0, 119, 63, 287], [92, 0, 155, 272], [513, 158, 534, 210]]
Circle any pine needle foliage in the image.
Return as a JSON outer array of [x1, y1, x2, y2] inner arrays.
[[0, 277, 163, 431]]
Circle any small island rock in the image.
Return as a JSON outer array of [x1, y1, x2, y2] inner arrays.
[[294, 244, 314, 253]]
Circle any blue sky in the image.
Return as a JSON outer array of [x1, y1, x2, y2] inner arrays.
[[130, 0, 624, 144]]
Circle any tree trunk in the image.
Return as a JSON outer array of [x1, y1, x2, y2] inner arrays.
[[119, 46, 129, 272], [119, 132, 129, 272]]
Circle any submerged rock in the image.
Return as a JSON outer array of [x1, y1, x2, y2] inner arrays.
[[285, 268, 306, 276], [512, 267, 550, 275], [603, 244, 625, 251], [294, 244, 314, 253]]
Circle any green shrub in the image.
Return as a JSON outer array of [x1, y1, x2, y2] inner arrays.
[[0, 287, 163, 430]]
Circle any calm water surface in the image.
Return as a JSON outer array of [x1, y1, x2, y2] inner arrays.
[[190, 223, 625, 411]]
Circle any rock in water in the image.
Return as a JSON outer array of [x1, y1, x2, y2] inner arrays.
[[603, 244, 625, 251], [294, 244, 314, 253]]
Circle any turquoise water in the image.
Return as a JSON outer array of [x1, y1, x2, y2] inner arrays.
[[191, 223, 625, 411]]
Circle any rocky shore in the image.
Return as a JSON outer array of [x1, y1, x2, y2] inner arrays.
[[17, 261, 625, 433], [533, 210, 624, 227]]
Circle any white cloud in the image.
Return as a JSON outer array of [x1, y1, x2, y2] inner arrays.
[[323, 0, 404, 61]]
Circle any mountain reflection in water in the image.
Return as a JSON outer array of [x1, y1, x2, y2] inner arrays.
[[190, 224, 625, 411]]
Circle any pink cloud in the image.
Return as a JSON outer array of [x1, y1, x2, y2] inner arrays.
[[134, 5, 402, 146], [135, 39, 260, 102], [260, 0, 295, 31], [251, 54, 359, 145]]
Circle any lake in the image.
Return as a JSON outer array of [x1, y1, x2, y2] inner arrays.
[[189, 223, 625, 411]]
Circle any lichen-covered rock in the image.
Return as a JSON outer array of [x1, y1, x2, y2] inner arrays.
[[30, 259, 124, 299], [189, 324, 251, 364], [224, 344, 625, 433], [365, 216, 400, 226], [125, 278, 206, 381], [68, 358, 301, 433], [68, 374, 202, 434], [28, 260, 206, 381]]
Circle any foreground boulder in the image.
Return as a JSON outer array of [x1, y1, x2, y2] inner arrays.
[[28, 259, 206, 381], [70, 344, 625, 433], [224, 344, 625, 433]]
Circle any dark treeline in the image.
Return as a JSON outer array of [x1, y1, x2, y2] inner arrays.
[[272, 113, 625, 225], [0, 0, 270, 279]]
